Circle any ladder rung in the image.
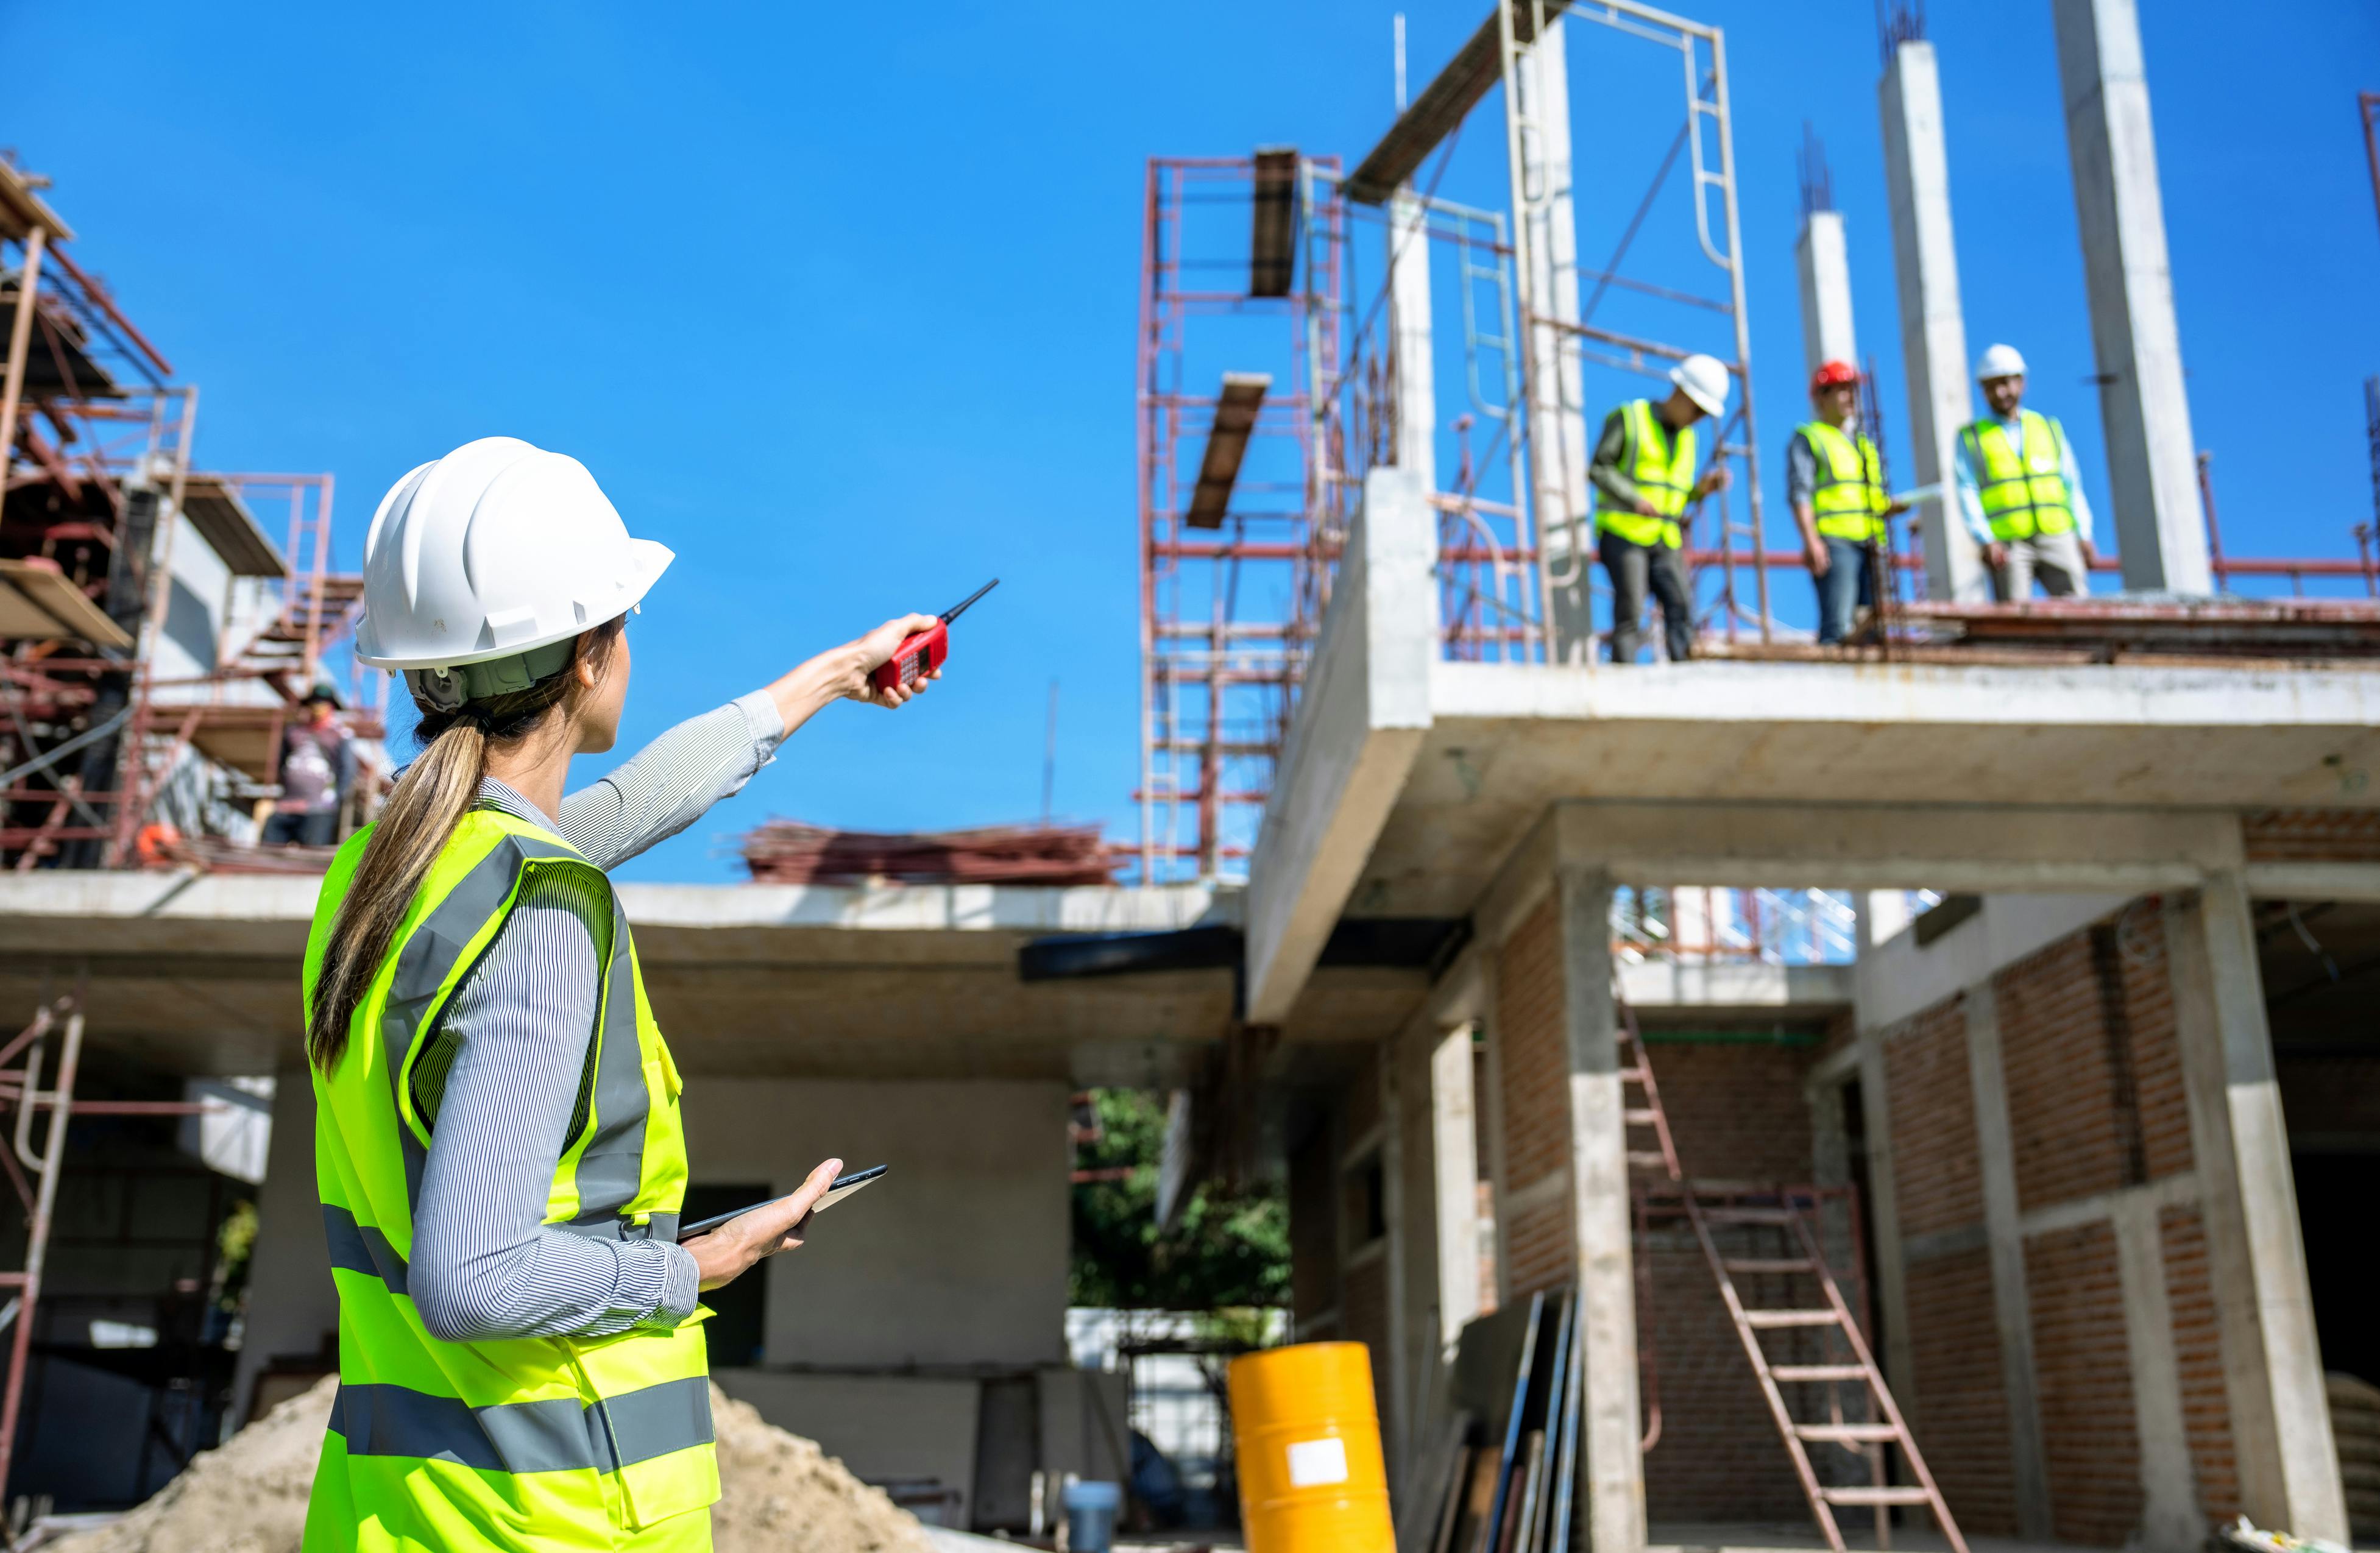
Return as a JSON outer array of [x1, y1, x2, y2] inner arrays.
[[1743, 1309, 1842, 1329], [1725, 1258, 1815, 1274], [1623, 1108, 1660, 1125], [1771, 1365, 1872, 1382], [1627, 1151, 1671, 1167], [1794, 1423, 1899, 1443], [1618, 1067, 1647, 1083], [1702, 1208, 1793, 1225], [1819, 1487, 1933, 1507]]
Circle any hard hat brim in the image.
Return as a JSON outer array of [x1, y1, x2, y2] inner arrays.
[[355, 538, 674, 671], [1677, 380, 1727, 417]]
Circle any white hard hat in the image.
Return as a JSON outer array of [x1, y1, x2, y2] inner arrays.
[[1974, 342, 2027, 381], [1670, 353, 1731, 416], [355, 437, 672, 681]]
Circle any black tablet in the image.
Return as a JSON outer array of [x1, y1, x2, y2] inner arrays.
[[673, 1165, 887, 1241]]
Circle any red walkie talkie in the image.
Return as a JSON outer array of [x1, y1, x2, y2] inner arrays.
[[868, 578, 1000, 695]]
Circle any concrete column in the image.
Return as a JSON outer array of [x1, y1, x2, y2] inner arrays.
[[2110, 1189, 2204, 1551], [231, 1067, 335, 1424], [1963, 981, 2056, 1541], [1854, 1033, 1919, 1403], [1516, 25, 1597, 664], [1430, 1025, 1482, 1347], [2050, 0, 2212, 595], [1388, 189, 1438, 492], [2166, 882, 2348, 1540], [1795, 210, 1857, 376], [1879, 40, 1986, 602], [1557, 865, 1646, 1553]]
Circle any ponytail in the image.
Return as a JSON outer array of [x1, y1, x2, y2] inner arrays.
[[306, 618, 623, 1072]]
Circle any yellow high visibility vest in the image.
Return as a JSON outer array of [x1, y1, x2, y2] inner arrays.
[[1961, 409, 2074, 541], [300, 808, 717, 1552], [1796, 421, 1888, 544], [1595, 398, 1696, 550]]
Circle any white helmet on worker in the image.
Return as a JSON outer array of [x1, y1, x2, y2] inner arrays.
[[1974, 342, 2027, 382], [355, 437, 672, 709], [1670, 353, 1731, 417]]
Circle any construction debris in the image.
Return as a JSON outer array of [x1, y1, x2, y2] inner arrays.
[[742, 819, 1119, 886], [46, 1378, 937, 1553]]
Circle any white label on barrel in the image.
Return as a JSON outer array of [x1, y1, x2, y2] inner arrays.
[[1286, 1437, 1349, 1487]]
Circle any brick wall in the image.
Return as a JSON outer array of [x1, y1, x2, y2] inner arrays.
[[1643, 1040, 1819, 1181], [1496, 900, 1572, 1297], [1634, 1038, 1826, 1523], [2026, 1221, 2143, 1546], [1907, 1247, 2018, 1535], [2240, 808, 2380, 862], [1882, 900, 2238, 1546], [2161, 1205, 2239, 1521], [1885, 997, 1982, 1237], [2119, 914, 2192, 1180], [1999, 933, 2139, 1211], [1638, 1237, 1812, 1523]]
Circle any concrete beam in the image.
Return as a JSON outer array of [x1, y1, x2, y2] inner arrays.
[[1246, 467, 1438, 1023], [1618, 957, 1854, 1019], [1547, 799, 2241, 894], [2242, 860, 2380, 901], [1795, 210, 1857, 375], [2165, 882, 2348, 1539], [2051, 0, 2211, 595], [1879, 40, 1986, 601]]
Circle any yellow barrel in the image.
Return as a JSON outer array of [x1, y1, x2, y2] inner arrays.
[[1228, 1342, 1394, 1553]]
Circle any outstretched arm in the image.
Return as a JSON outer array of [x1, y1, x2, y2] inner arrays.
[[556, 614, 942, 871]]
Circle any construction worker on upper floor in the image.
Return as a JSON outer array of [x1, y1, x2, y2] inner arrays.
[[1788, 360, 1911, 646], [1955, 342, 2100, 600], [1592, 353, 1732, 663]]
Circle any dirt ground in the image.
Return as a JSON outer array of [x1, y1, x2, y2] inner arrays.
[[46, 1377, 938, 1553]]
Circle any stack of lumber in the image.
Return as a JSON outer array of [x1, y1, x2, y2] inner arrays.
[[741, 819, 1119, 886]]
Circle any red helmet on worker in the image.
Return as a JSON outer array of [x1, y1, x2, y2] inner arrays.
[[1809, 359, 1861, 395]]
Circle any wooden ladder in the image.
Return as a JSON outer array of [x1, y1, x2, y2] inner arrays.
[[1618, 1001, 1968, 1553]]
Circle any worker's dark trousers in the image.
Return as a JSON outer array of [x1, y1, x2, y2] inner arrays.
[[1599, 529, 1693, 663]]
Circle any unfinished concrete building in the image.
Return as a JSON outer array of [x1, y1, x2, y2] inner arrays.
[[3, 0, 2377, 1548]]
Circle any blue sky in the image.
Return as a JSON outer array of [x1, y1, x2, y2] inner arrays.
[[8, 1, 2376, 882]]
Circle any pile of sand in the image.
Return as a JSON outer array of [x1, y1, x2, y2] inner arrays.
[[49, 1378, 937, 1553]]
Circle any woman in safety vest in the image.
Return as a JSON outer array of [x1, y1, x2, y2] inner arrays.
[[299, 436, 941, 1551]]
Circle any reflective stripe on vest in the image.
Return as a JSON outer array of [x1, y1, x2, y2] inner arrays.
[[1596, 398, 1696, 550], [1961, 410, 2074, 541], [1797, 421, 1887, 543], [301, 808, 715, 1551]]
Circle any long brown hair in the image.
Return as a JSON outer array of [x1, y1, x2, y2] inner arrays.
[[305, 619, 624, 1072]]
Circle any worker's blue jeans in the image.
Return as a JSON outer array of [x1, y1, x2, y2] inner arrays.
[[1814, 536, 1875, 645]]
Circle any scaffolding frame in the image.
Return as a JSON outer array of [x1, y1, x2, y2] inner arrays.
[[1, 163, 375, 872]]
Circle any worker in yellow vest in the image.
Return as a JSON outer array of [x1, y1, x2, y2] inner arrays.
[[301, 437, 941, 1552], [1955, 343, 2099, 598], [1591, 353, 1733, 663], [1789, 360, 1911, 645]]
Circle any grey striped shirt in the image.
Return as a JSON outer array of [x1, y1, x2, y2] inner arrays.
[[406, 690, 785, 1343]]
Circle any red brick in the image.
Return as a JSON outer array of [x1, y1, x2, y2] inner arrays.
[[2162, 1205, 2239, 1521], [2026, 1221, 2143, 1546], [1907, 1247, 2018, 1535], [1886, 999, 1983, 1237]]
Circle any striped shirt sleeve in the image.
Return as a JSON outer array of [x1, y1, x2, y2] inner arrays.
[[556, 690, 787, 869]]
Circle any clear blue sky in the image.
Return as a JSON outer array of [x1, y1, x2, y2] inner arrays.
[[8, 1, 2376, 882]]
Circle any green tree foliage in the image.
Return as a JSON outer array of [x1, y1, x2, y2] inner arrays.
[[1069, 1089, 1289, 1310]]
